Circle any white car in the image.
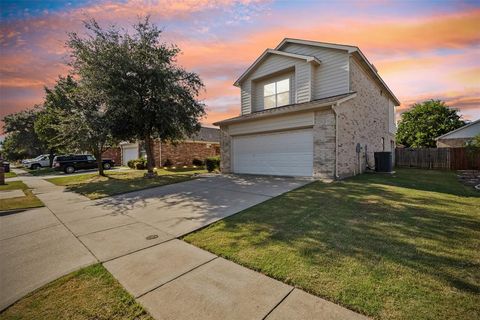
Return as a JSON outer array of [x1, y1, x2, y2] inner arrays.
[[23, 154, 51, 170]]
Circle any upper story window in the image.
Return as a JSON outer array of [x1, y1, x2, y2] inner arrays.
[[264, 78, 290, 109]]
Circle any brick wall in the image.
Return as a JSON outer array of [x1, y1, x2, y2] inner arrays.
[[219, 127, 232, 173], [437, 138, 469, 148], [334, 57, 395, 178], [313, 109, 336, 179], [102, 147, 121, 165], [152, 140, 220, 167]]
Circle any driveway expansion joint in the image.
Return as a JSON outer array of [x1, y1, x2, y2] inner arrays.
[[0, 222, 61, 242], [134, 256, 219, 299], [43, 203, 100, 263], [262, 287, 295, 320], [100, 237, 177, 263], [75, 221, 139, 237]]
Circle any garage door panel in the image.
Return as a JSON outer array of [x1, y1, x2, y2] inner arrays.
[[233, 129, 313, 177], [122, 146, 139, 166]]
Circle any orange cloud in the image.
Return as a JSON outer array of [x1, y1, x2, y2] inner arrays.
[[398, 88, 480, 120], [452, 67, 480, 84], [0, 78, 44, 88], [202, 105, 239, 126], [1, 1, 479, 131]]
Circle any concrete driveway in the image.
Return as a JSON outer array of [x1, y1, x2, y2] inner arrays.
[[1, 174, 369, 319], [96, 175, 309, 237], [0, 174, 309, 310]]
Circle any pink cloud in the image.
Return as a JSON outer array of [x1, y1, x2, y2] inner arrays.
[[1, 1, 479, 131]]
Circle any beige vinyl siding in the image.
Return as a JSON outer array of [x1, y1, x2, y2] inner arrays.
[[281, 43, 349, 99], [228, 112, 314, 136], [241, 81, 252, 115], [253, 72, 295, 112], [240, 54, 308, 113], [296, 63, 313, 103], [248, 54, 299, 79]]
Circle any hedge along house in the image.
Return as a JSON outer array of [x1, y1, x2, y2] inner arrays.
[[214, 38, 400, 179], [103, 127, 220, 167]]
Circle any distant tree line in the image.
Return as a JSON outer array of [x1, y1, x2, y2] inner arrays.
[[2, 17, 205, 177]]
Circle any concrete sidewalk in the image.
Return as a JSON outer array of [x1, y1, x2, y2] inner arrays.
[[1, 173, 368, 319]]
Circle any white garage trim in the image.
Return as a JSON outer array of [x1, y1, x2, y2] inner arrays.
[[232, 129, 313, 177]]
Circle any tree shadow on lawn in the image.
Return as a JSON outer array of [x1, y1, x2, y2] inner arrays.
[[216, 179, 480, 296], [65, 174, 192, 199]]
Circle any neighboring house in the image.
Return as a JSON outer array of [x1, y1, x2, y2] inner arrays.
[[103, 127, 220, 166], [436, 119, 480, 148], [214, 38, 399, 179]]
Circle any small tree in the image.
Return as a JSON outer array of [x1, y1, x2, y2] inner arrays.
[[36, 77, 115, 176], [2, 108, 47, 160], [35, 76, 77, 165], [67, 18, 205, 176], [396, 100, 465, 148]]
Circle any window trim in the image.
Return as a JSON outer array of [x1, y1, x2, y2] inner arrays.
[[263, 77, 290, 109]]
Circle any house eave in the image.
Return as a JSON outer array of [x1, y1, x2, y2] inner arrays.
[[276, 38, 401, 106], [435, 119, 480, 140], [214, 92, 356, 126], [233, 49, 321, 87]]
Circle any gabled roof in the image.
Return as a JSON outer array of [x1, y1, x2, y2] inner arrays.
[[233, 49, 321, 87], [435, 119, 480, 140], [276, 38, 400, 106], [213, 92, 356, 126], [275, 38, 357, 52], [234, 38, 400, 106], [191, 126, 220, 143]]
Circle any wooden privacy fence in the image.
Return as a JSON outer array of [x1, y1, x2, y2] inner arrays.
[[395, 147, 480, 170]]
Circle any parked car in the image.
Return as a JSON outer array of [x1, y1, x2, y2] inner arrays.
[[23, 154, 51, 170], [52, 154, 115, 174]]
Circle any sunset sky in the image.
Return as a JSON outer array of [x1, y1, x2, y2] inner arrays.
[[1, 0, 479, 131]]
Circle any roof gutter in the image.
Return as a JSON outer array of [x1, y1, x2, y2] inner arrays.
[[213, 93, 357, 127]]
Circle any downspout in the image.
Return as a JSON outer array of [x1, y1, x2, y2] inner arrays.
[[332, 103, 340, 180]]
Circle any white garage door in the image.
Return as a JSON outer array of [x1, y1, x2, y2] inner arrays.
[[232, 129, 313, 177], [122, 144, 139, 166]]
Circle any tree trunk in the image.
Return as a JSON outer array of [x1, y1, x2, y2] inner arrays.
[[49, 148, 55, 167], [144, 135, 157, 178], [94, 149, 105, 176]]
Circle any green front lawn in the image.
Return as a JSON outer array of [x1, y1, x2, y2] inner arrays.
[[0, 181, 43, 211], [47, 168, 206, 199], [5, 172, 17, 178], [184, 169, 480, 320], [0, 264, 153, 320]]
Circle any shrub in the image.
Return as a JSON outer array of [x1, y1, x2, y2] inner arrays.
[[135, 160, 146, 170], [192, 158, 204, 166], [163, 159, 173, 167], [205, 156, 220, 172], [127, 159, 136, 169], [128, 158, 147, 170]]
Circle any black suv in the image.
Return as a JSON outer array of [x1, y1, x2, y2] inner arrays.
[[52, 154, 115, 174]]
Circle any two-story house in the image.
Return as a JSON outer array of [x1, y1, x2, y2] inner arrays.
[[214, 38, 400, 179]]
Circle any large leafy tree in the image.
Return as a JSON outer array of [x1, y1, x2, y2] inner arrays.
[[67, 18, 205, 176], [396, 100, 465, 148], [2, 108, 47, 160]]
